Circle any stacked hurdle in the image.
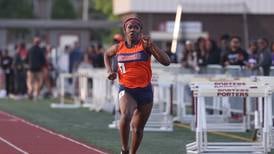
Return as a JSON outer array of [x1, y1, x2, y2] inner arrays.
[[109, 69, 174, 131], [51, 72, 82, 108], [186, 80, 272, 154], [188, 77, 252, 132], [174, 74, 233, 124], [149, 70, 175, 131], [51, 68, 113, 111], [173, 74, 193, 123], [76, 68, 113, 112], [251, 76, 274, 149]]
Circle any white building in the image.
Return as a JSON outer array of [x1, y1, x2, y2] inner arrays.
[[113, 0, 274, 47]]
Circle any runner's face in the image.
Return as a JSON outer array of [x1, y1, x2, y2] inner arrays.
[[125, 23, 141, 42]]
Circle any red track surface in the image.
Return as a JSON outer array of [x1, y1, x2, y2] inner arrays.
[[0, 111, 107, 154]]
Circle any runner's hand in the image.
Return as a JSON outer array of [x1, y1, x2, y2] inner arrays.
[[107, 71, 117, 80], [141, 34, 152, 50]]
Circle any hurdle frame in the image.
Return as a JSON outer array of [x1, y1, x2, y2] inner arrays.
[[51, 68, 113, 111], [186, 81, 272, 154], [51, 73, 82, 108]]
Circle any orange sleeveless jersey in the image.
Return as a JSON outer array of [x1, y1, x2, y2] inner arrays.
[[116, 41, 152, 88]]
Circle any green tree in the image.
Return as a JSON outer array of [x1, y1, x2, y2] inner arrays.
[[51, 0, 77, 19], [90, 0, 117, 20], [88, 0, 121, 44], [0, 0, 33, 18]]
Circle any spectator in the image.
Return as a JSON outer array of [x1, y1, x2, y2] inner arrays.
[[221, 36, 248, 66], [14, 43, 28, 97], [246, 41, 258, 68], [0, 50, 6, 98], [13, 44, 19, 56], [78, 52, 93, 69], [196, 37, 207, 67], [271, 41, 274, 65], [57, 45, 71, 96], [96, 43, 105, 68], [165, 42, 177, 63], [113, 33, 123, 44], [69, 41, 82, 73], [1, 49, 13, 96], [58, 45, 70, 73], [87, 45, 98, 67], [0, 49, 2, 65], [219, 34, 230, 56], [27, 37, 46, 100], [43, 44, 54, 98], [205, 39, 221, 65], [251, 38, 272, 76], [181, 40, 199, 71]]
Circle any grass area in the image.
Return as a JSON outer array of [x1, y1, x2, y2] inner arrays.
[[0, 98, 268, 154]]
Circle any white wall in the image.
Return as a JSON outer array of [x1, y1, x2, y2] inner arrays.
[[113, 0, 274, 15]]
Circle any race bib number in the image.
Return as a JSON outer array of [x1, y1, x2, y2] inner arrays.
[[118, 63, 126, 73]]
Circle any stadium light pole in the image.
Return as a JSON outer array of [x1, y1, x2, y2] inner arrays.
[[242, 2, 249, 50], [82, 0, 89, 21], [171, 5, 182, 54]]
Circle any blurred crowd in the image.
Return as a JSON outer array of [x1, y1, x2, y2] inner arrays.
[[0, 33, 274, 100], [0, 36, 105, 100], [166, 34, 274, 76]]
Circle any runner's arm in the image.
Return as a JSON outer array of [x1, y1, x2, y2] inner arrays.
[[142, 35, 170, 66], [149, 43, 170, 66], [104, 44, 118, 80]]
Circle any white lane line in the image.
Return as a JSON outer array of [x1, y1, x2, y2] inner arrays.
[[0, 119, 18, 122], [0, 137, 29, 154], [0, 111, 107, 154]]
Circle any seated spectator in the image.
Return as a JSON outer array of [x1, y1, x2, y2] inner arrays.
[[181, 40, 199, 71], [195, 37, 207, 67], [205, 39, 221, 65], [219, 34, 231, 56], [246, 41, 258, 68], [195, 37, 221, 68], [251, 38, 272, 76], [221, 36, 248, 67]]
